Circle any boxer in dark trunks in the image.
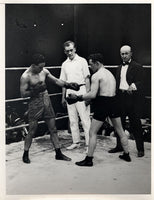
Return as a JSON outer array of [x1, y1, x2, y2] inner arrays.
[[92, 96, 120, 121], [66, 53, 131, 166], [20, 53, 81, 164]]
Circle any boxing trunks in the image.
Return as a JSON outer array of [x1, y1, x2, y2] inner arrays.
[[28, 91, 55, 121], [93, 96, 120, 121]]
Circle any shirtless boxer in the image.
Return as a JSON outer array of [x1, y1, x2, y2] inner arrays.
[[20, 53, 81, 164], [66, 53, 131, 166]]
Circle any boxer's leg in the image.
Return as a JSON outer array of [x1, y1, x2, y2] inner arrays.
[[45, 118, 71, 161], [75, 118, 103, 167], [111, 117, 131, 162], [76, 101, 91, 146], [23, 120, 38, 163]]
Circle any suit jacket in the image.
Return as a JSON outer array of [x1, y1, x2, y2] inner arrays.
[[116, 60, 145, 116], [116, 60, 145, 96]]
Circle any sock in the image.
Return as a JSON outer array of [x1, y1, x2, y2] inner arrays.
[[23, 150, 29, 157], [86, 156, 93, 162], [55, 148, 62, 156]]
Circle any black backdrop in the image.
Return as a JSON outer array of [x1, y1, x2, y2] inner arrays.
[[6, 4, 151, 67], [5, 4, 151, 125]]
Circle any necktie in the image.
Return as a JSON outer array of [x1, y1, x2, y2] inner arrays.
[[122, 61, 129, 66]]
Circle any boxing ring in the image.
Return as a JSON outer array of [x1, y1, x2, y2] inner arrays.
[[6, 93, 68, 132], [5, 66, 151, 195], [5, 66, 151, 140], [5, 67, 69, 135]]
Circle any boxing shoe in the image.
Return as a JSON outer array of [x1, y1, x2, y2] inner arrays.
[[108, 147, 123, 153], [138, 151, 144, 157], [66, 143, 80, 150], [119, 152, 131, 162], [22, 151, 30, 164], [22, 155, 31, 164], [55, 153, 71, 161], [75, 156, 93, 167]]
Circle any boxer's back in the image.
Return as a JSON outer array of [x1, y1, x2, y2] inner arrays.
[[96, 67, 116, 97]]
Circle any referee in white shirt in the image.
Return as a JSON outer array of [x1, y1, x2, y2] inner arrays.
[[108, 45, 145, 157], [60, 41, 91, 151]]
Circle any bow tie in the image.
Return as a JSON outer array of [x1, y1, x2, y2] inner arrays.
[[122, 62, 129, 66]]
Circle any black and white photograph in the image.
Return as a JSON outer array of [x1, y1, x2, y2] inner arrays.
[[0, 1, 153, 200]]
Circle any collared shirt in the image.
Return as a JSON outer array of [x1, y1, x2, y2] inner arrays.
[[60, 54, 90, 95], [119, 59, 137, 91], [119, 64, 129, 90]]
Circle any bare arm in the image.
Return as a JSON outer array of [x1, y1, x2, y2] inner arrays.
[[85, 75, 91, 92], [20, 75, 31, 98], [45, 69, 66, 87], [62, 87, 66, 99], [82, 75, 99, 100], [61, 87, 67, 108], [45, 68, 81, 91], [66, 75, 99, 105]]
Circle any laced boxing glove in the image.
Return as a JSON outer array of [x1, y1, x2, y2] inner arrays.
[[66, 94, 83, 105]]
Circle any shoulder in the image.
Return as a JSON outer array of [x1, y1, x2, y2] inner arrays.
[[131, 60, 142, 68], [43, 68, 50, 74], [101, 67, 112, 78], [21, 69, 29, 81], [62, 58, 69, 66], [77, 55, 87, 63], [77, 56, 89, 69], [91, 71, 100, 82], [61, 61, 68, 70], [42, 68, 51, 77]]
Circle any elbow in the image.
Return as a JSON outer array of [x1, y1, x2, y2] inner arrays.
[[55, 79, 62, 87], [89, 93, 96, 100], [85, 92, 96, 100], [91, 94, 96, 99]]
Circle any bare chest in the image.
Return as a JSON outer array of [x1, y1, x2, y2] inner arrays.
[[29, 72, 46, 86]]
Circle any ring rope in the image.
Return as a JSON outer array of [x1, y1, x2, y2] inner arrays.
[[6, 113, 94, 131], [6, 115, 69, 131], [5, 65, 151, 103], [6, 93, 62, 103], [5, 66, 62, 70], [6, 93, 151, 103], [5, 65, 151, 71]]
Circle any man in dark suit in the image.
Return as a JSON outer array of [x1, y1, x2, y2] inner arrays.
[[108, 45, 145, 157]]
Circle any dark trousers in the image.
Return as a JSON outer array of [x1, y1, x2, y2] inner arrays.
[[116, 91, 144, 152]]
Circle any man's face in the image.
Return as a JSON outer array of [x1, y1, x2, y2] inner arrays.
[[64, 43, 76, 60], [89, 59, 97, 73], [33, 62, 45, 74], [120, 47, 132, 63]]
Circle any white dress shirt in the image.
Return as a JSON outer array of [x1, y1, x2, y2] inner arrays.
[[119, 64, 129, 90], [119, 60, 137, 91], [60, 54, 90, 95]]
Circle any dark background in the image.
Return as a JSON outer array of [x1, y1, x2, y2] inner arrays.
[[5, 4, 151, 124], [6, 4, 151, 67]]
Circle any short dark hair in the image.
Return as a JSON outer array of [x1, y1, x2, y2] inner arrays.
[[88, 53, 104, 64], [32, 53, 45, 65], [63, 40, 76, 49]]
